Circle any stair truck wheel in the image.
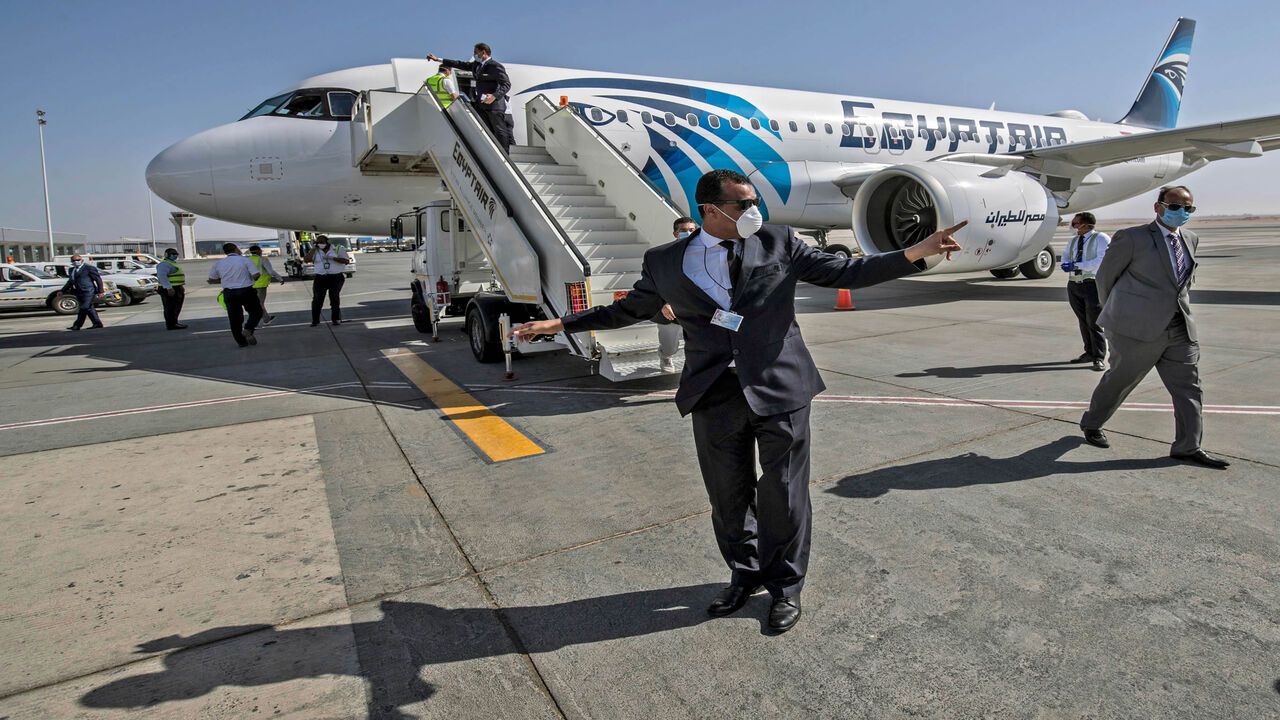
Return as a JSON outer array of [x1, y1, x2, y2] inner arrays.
[[466, 303, 504, 363]]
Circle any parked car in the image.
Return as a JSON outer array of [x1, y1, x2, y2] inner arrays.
[[0, 263, 123, 314], [40, 263, 159, 306]]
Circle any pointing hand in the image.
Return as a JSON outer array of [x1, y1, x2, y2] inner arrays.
[[904, 220, 967, 262]]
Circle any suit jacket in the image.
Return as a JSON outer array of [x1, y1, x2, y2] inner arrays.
[[562, 225, 923, 416], [62, 264, 104, 296], [440, 57, 511, 113], [1096, 220, 1199, 342]]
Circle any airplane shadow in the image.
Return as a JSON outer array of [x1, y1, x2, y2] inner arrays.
[[827, 436, 1177, 499], [80, 584, 720, 718]]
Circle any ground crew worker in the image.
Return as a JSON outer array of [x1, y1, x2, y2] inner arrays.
[[305, 235, 351, 326], [422, 65, 458, 108], [247, 245, 284, 326], [1061, 212, 1111, 371], [207, 243, 263, 347], [155, 248, 187, 330]]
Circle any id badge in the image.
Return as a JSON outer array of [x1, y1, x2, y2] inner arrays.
[[710, 308, 744, 332]]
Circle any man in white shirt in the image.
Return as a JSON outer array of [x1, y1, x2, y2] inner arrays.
[[1061, 212, 1111, 371], [305, 235, 351, 326], [207, 242, 263, 347]]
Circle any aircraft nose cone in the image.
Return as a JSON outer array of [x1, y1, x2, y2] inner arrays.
[[146, 134, 217, 216]]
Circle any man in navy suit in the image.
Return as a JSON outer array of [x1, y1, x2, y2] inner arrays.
[[427, 42, 513, 153], [513, 169, 965, 632], [60, 255, 105, 330]]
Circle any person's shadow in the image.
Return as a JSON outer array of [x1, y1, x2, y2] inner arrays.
[[896, 361, 1082, 379], [827, 436, 1177, 498], [80, 584, 719, 718]]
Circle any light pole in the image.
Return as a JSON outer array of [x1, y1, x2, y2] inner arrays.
[[36, 110, 54, 260], [147, 190, 157, 256]]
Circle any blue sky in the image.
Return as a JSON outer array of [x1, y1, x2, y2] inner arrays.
[[1, 0, 1277, 243]]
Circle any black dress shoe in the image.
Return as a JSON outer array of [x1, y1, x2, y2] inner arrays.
[[244, 329, 257, 346], [67, 326, 81, 331], [1091, 359, 1106, 372], [174, 323, 188, 329], [310, 322, 320, 327], [768, 596, 802, 633], [1070, 353, 1092, 363], [1083, 428, 1110, 448], [1171, 450, 1230, 469], [707, 584, 760, 617]]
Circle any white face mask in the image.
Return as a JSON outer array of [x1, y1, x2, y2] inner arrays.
[[714, 204, 763, 239]]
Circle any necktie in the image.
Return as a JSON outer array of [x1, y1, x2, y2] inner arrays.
[[1166, 233, 1188, 286], [1074, 234, 1085, 264], [718, 240, 741, 298]]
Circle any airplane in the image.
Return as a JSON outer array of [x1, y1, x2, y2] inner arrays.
[[146, 17, 1280, 278]]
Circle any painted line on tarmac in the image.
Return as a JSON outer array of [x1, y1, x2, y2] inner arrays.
[[466, 384, 1280, 416], [190, 313, 405, 334], [382, 348, 545, 462], [0, 381, 410, 431]]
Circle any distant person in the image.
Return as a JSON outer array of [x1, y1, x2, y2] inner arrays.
[[1061, 212, 1110, 371], [422, 65, 458, 108], [512, 169, 965, 633], [1080, 185, 1229, 469], [427, 43, 513, 153], [247, 245, 284, 326], [657, 217, 699, 372], [305, 235, 350, 326], [60, 254, 104, 331], [155, 248, 187, 330], [207, 243, 263, 347]]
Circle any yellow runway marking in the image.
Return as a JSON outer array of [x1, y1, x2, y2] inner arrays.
[[382, 348, 545, 462]]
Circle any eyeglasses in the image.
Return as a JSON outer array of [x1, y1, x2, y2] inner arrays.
[[713, 197, 761, 211], [1158, 201, 1197, 213]]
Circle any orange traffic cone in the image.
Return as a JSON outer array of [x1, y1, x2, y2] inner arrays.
[[833, 288, 856, 311]]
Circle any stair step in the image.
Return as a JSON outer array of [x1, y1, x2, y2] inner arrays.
[[565, 229, 639, 245], [527, 176, 595, 190], [549, 206, 619, 220], [557, 217, 628, 232], [585, 257, 645, 274], [514, 163, 582, 176], [589, 272, 642, 291], [576, 242, 648, 259], [538, 193, 609, 207]]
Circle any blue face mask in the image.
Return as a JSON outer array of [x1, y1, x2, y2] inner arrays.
[[1160, 205, 1192, 228], [677, 231, 691, 240]]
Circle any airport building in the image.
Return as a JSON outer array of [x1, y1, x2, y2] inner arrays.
[[1, 227, 87, 263]]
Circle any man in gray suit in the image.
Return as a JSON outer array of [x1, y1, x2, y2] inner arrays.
[[512, 169, 964, 632], [1080, 185, 1229, 469]]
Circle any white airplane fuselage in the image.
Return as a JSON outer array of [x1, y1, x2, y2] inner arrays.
[[147, 61, 1194, 247]]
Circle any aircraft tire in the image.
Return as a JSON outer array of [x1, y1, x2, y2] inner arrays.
[[825, 244, 852, 259], [990, 267, 1020, 279], [1018, 245, 1056, 279]]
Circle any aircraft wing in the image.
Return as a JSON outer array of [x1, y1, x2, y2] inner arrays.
[[1018, 113, 1280, 166]]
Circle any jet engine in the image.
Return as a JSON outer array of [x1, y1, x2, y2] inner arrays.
[[851, 161, 1059, 274]]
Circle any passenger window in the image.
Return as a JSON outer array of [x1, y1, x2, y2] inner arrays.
[[641, 111, 652, 124], [806, 122, 816, 133], [788, 121, 798, 132], [840, 123, 851, 136], [708, 115, 720, 129], [729, 117, 741, 130], [686, 113, 698, 126], [766, 119, 777, 132], [664, 112, 676, 126], [589, 108, 603, 122], [824, 123, 833, 134], [616, 109, 629, 123], [327, 91, 357, 119]]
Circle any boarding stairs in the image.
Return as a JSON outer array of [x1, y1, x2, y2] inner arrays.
[[351, 59, 683, 380]]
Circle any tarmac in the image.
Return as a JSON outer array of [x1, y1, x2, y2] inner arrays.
[[0, 224, 1276, 719]]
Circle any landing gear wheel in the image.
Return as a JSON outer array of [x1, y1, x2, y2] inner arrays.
[[990, 267, 1020, 279], [1018, 244, 1056, 279], [466, 305, 503, 363], [825, 244, 852, 259]]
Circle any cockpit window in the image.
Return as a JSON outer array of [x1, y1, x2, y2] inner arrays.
[[242, 93, 292, 120], [240, 88, 358, 121], [328, 91, 356, 119]]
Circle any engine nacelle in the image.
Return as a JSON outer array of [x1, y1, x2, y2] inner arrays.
[[852, 161, 1059, 273]]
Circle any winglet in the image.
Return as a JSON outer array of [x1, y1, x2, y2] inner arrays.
[[1119, 18, 1195, 130]]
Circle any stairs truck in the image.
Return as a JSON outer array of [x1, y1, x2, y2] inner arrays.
[[359, 61, 684, 381]]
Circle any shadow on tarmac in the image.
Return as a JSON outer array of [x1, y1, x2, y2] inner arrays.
[[79, 585, 720, 718], [895, 360, 1086, 378], [826, 436, 1177, 499]]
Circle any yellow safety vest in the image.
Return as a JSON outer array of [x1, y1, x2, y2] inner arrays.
[[250, 255, 271, 288], [1065, 232, 1102, 281], [159, 259, 184, 287], [425, 74, 453, 108]]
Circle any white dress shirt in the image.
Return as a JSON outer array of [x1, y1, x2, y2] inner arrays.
[[312, 247, 350, 275], [208, 255, 259, 289], [681, 228, 738, 310], [1065, 230, 1111, 276]]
